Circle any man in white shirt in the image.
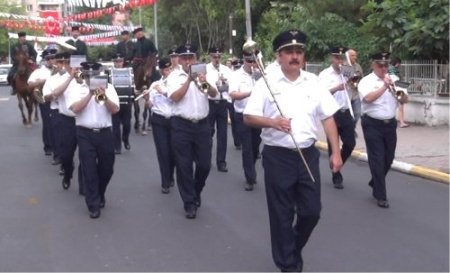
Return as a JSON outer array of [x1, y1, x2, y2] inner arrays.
[[358, 52, 408, 209], [243, 30, 342, 272], [167, 44, 218, 219], [67, 61, 120, 219], [318, 46, 356, 189], [229, 50, 262, 191], [27, 49, 56, 156], [147, 57, 175, 194], [206, 47, 233, 172]]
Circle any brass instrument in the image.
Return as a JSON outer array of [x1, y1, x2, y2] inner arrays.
[[386, 76, 407, 102], [344, 51, 362, 89], [33, 84, 45, 104], [95, 90, 107, 104], [74, 70, 85, 84], [195, 79, 210, 93], [242, 39, 316, 183]]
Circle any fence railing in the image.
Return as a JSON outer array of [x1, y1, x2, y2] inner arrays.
[[306, 60, 449, 98]]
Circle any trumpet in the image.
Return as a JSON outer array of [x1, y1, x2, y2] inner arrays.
[[386, 75, 406, 102], [74, 70, 85, 84], [94, 89, 107, 104], [194, 77, 210, 94], [242, 39, 316, 183]]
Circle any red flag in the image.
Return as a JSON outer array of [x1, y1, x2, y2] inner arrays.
[[41, 10, 61, 35]]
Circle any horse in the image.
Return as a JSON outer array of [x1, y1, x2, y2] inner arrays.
[[13, 48, 39, 126], [132, 54, 157, 135]]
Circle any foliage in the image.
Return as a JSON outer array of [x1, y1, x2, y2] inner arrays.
[[361, 0, 449, 62]]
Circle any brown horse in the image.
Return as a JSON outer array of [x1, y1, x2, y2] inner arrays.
[[13, 48, 38, 126], [133, 54, 157, 134]]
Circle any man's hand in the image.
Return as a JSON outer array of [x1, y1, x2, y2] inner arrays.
[[270, 116, 291, 133], [329, 152, 343, 173]]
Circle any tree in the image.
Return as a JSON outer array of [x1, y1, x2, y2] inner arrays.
[[361, 0, 449, 62]]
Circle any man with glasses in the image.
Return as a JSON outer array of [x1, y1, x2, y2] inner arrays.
[[167, 44, 218, 219], [358, 52, 408, 209], [229, 50, 262, 191]]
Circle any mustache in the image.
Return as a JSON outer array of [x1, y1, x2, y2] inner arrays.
[[289, 60, 300, 65]]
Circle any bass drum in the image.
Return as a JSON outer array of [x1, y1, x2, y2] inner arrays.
[[111, 67, 134, 104]]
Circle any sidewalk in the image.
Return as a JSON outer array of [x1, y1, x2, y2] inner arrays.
[[316, 122, 450, 184]]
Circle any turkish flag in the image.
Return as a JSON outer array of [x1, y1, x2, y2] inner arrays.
[[41, 10, 61, 35]]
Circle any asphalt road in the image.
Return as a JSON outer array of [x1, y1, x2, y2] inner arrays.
[[0, 86, 448, 272]]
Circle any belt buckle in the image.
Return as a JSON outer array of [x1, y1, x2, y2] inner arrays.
[[92, 128, 101, 133], [214, 100, 220, 104], [191, 118, 199, 124], [383, 119, 390, 124], [339, 108, 347, 113]]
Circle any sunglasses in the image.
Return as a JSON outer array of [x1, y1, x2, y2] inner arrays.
[[245, 59, 255, 63]]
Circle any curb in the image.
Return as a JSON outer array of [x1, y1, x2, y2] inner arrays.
[[315, 141, 450, 185]]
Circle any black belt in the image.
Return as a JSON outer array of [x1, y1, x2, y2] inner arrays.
[[265, 144, 316, 154], [208, 100, 227, 104], [152, 112, 171, 119], [172, 116, 208, 124], [338, 108, 350, 113], [77, 126, 111, 133], [363, 115, 395, 124]]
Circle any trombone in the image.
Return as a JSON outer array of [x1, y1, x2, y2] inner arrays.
[[242, 39, 316, 183]]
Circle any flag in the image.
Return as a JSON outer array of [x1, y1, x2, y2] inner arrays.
[[41, 10, 61, 36]]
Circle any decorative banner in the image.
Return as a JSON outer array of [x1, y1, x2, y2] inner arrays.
[[40, 10, 61, 35]]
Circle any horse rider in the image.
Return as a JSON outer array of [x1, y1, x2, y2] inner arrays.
[[8, 31, 37, 95], [147, 57, 175, 194], [66, 26, 88, 56], [45, 52, 79, 191], [166, 44, 218, 219], [243, 29, 342, 272], [131, 27, 158, 134], [116, 30, 134, 67], [358, 52, 408, 209], [206, 47, 233, 172], [27, 48, 57, 156], [318, 46, 356, 189], [228, 49, 262, 191], [111, 54, 133, 154], [66, 61, 120, 219]]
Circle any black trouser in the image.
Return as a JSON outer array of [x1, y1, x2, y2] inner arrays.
[[39, 102, 53, 154], [151, 113, 175, 189], [7, 65, 17, 85], [327, 109, 356, 166], [59, 114, 77, 181], [50, 108, 62, 161], [76, 126, 115, 212], [208, 100, 228, 166], [171, 116, 212, 211], [227, 101, 241, 147], [262, 145, 321, 272], [361, 115, 397, 201], [112, 103, 132, 151], [235, 112, 261, 183]]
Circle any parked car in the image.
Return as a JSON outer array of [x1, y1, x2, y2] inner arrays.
[[0, 64, 11, 85]]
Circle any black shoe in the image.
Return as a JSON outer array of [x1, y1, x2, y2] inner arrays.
[[124, 142, 131, 150], [217, 163, 228, 172], [194, 197, 201, 208], [59, 167, 64, 176], [161, 187, 170, 194], [245, 183, 254, 191], [115, 149, 121, 155], [377, 199, 389, 208], [332, 172, 344, 189], [44, 151, 52, 156], [62, 178, 70, 190], [89, 209, 101, 219], [368, 180, 374, 188], [10, 89, 16, 96], [100, 196, 106, 208], [185, 207, 197, 219]]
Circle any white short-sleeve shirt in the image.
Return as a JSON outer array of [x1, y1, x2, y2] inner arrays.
[[318, 65, 351, 110], [149, 77, 172, 118], [27, 66, 52, 84], [55, 74, 76, 117], [228, 67, 256, 113], [42, 73, 61, 110], [358, 72, 399, 119], [206, 63, 233, 102], [66, 81, 120, 128], [166, 69, 209, 120], [244, 69, 339, 149]]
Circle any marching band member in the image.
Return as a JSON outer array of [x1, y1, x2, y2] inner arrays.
[[66, 26, 88, 56], [318, 46, 356, 189], [358, 52, 408, 209], [67, 62, 120, 219], [345, 48, 364, 130], [168, 48, 182, 71], [167, 44, 218, 219], [229, 50, 262, 191], [111, 54, 132, 154], [206, 47, 233, 172], [147, 57, 175, 194], [48, 52, 79, 191], [27, 49, 57, 156], [243, 30, 342, 272]]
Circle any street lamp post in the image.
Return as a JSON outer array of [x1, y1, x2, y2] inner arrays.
[[229, 14, 233, 55], [245, 0, 252, 40]]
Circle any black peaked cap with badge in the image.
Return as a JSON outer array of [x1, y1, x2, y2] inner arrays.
[[55, 52, 71, 61], [158, 57, 172, 70], [168, 48, 178, 56], [330, 46, 348, 55], [370, 52, 391, 64], [208, 47, 222, 54], [272, 30, 307, 52], [176, 44, 197, 55], [112, 53, 124, 61]]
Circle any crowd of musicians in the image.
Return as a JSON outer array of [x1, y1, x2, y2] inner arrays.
[[14, 26, 408, 272]]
